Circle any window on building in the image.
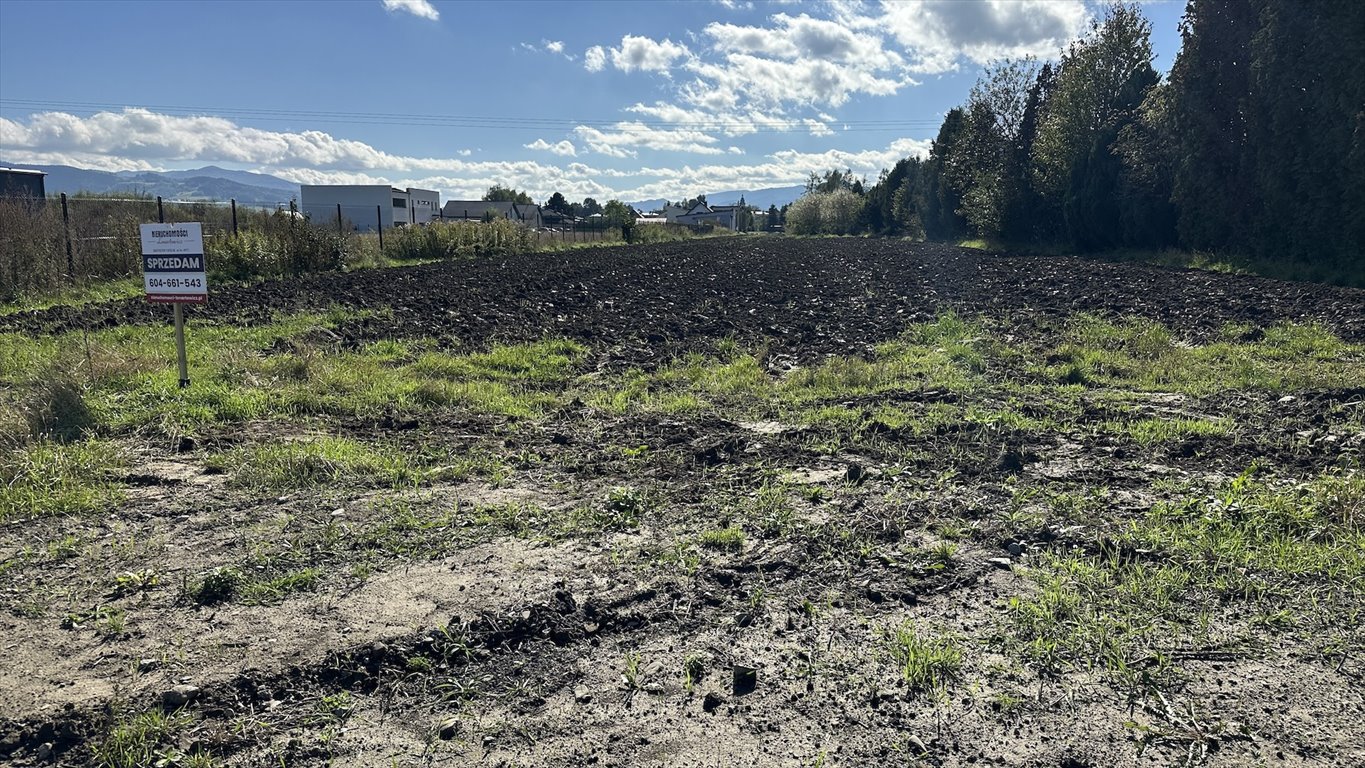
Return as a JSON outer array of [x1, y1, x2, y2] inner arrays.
[[393, 198, 407, 208]]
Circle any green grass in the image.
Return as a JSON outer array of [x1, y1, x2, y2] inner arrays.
[[0, 440, 124, 521], [1007, 469, 1364, 690], [0, 277, 143, 317], [0, 310, 586, 439], [239, 567, 322, 604], [1103, 416, 1232, 446], [1042, 316, 1364, 395], [888, 622, 962, 693], [698, 524, 746, 551], [207, 437, 424, 489], [94, 708, 206, 768], [588, 313, 1000, 419]]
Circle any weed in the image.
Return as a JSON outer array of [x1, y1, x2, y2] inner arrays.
[[93, 707, 194, 768], [0, 440, 124, 521], [889, 622, 962, 694], [622, 651, 643, 690], [239, 567, 321, 604], [187, 568, 242, 605], [209, 437, 421, 490], [698, 524, 745, 551], [682, 653, 706, 692]]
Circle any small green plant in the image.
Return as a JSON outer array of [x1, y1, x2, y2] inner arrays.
[[698, 524, 745, 552], [682, 653, 706, 692], [187, 568, 241, 605], [889, 623, 962, 693], [591, 485, 649, 531], [113, 569, 160, 597], [93, 708, 194, 768], [622, 651, 643, 690]]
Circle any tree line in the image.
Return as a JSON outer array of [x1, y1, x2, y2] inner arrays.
[[795, 1, 1363, 282]]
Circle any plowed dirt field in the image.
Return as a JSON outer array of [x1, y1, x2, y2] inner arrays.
[[2, 238, 1363, 768]]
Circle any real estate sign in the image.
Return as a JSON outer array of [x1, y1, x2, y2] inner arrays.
[[139, 223, 207, 303]]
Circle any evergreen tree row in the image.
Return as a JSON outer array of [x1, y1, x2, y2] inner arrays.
[[854, 0, 1363, 279]]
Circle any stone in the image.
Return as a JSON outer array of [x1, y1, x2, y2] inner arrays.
[[36, 742, 54, 762], [732, 665, 758, 696], [162, 684, 200, 709], [987, 557, 1014, 570], [437, 716, 460, 741], [1006, 541, 1023, 557]]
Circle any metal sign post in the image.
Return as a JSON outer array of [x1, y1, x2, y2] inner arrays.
[[139, 222, 207, 388]]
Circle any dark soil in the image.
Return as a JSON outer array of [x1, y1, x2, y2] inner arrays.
[[7, 241, 1362, 365], [3, 239, 1363, 768]]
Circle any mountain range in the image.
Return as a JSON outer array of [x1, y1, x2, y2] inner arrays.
[[1, 163, 300, 207], [4, 162, 807, 212]]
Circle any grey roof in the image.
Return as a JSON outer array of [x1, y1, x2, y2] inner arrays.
[[442, 200, 541, 221]]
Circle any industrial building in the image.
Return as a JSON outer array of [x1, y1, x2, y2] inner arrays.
[[0, 167, 46, 200], [300, 185, 440, 231]]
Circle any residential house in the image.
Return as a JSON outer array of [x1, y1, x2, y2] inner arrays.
[[673, 201, 738, 229], [441, 200, 543, 228]]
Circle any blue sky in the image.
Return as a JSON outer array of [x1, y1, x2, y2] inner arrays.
[[0, 0, 1185, 203]]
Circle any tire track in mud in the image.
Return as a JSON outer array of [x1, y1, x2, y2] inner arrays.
[[2, 534, 1005, 766]]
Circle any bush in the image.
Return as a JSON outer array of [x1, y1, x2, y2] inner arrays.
[[0, 199, 65, 299]]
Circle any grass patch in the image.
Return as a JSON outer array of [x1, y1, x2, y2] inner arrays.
[[1007, 469, 1363, 690], [0, 440, 124, 521], [1103, 416, 1232, 446], [888, 622, 962, 693], [698, 524, 746, 551], [94, 708, 205, 768], [0, 277, 143, 317], [1042, 316, 1365, 394], [0, 310, 586, 439], [207, 437, 423, 489]]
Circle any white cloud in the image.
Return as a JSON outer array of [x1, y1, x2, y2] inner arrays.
[[584, 45, 607, 72], [880, 0, 1088, 73], [545, 40, 564, 54], [573, 122, 725, 158], [524, 138, 577, 157], [803, 118, 834, 137], [610, 35, 693, 74], [381, 0, 439, 22], [0, 107, 934, 205]]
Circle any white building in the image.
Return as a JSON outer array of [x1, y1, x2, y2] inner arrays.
[[300, 185, 441, 231]]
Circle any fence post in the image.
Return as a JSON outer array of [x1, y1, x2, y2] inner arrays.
[[289, 200, 297, 275], [157, 196, 165, 224], [337, 203, 344, 236], [376, 205, 384, 249], [60, 193, 74, 278], [231, 199, 238, 236]]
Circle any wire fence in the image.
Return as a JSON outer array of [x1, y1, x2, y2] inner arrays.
[[0, 194, 646, 301]]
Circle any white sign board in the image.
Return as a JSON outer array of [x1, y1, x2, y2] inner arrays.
[[140, 222, 207, 304]]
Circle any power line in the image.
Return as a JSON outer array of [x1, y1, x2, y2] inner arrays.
[[0, 98, 943, 133]]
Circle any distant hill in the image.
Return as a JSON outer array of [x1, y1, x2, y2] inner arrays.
[[1, 163, 299, 207], [629, 185, 805, 213]]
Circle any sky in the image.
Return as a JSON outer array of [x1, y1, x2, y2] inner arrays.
[[0, 0, 1186, 204]]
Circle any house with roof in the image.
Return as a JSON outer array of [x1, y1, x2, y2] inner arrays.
[[441, 200, 543, 228], [673, 201, 738, 229]]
